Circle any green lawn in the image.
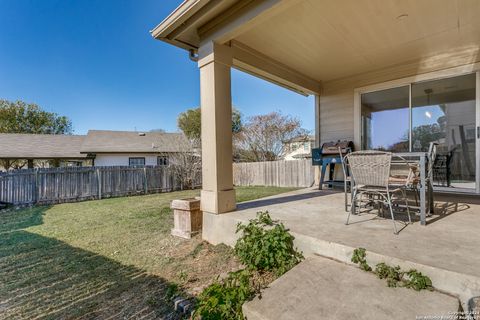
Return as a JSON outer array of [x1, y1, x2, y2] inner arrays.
[[0, 186, 297, 320]]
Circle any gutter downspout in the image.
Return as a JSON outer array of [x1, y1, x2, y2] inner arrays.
[[189, 49, 199, 62]]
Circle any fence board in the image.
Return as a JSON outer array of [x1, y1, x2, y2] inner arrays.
[[233, 159, 315, 188], [0, 166, 201, 206]]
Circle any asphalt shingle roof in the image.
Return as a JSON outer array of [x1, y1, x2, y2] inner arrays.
[[0, 133, 87, 159], [80, 130, 189, 153]]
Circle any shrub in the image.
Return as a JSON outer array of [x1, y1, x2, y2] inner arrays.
[[194, 211, 304, 319], [193, 269, 253, 320], [234, 211, 304, 276]]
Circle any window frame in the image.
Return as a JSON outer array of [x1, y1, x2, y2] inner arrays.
[[157, 155, 169, 166], [128, 157, 146, 166]]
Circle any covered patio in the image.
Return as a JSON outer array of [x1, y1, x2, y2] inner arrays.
[[203, 188, 480, 302], [152, 0, 480, 220]]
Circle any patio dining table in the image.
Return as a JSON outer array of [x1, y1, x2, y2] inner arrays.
[[394, 152, 434, 226]]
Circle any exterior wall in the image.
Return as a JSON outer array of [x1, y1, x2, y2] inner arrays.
[[319, 55, 480, 149], [94, 153, 160, 167]]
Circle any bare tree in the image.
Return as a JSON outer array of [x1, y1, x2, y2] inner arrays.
[[0, 159, 27, 171], [236, 112, 308, 162], [167, 137, 202, 190]]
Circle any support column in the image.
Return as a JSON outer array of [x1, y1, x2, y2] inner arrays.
[[314, 94, 321, 186], [198, 42, 236, 215], [314, 94, 321, 148]]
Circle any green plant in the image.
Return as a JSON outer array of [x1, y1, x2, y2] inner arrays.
[[234, 211, 304, 276], [375, 263, 402, 287], [351, 249, 434, 291], [351, 248, 372, 272], [404, 269, 433, 291], [165, 283, 179, 300], [193, 269, 253, 320], [177, 270, 188, 283]]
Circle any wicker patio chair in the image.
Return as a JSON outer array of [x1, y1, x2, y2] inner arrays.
[[345, 150, 411, 234], [389, 142, 437, 211]]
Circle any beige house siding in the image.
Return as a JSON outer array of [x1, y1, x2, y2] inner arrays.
[[319, 90, 355, 145], [319, 53, 480, 148]]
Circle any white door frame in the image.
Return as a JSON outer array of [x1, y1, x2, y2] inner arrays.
[[353, 62, 480, 194]]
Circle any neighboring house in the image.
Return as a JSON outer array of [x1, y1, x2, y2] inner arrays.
[[0, 130, 191, 170], [0, 133, 89, 170], [151, 0, 480, 224], [80, 130, 190, 167], [283, 135, 315, 160]]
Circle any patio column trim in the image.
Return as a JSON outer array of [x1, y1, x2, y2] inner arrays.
[[314, 94, 321, 148], [198, 41, 236, 214]]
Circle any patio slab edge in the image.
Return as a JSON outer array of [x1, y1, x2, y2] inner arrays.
[[292, 231, 480, 309], [202, 211, 480, 309]]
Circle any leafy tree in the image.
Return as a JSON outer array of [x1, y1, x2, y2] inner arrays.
[[0, 100, 73, 170], [236, 111, 307, 162], [177, 107, 242, 140], [0, 100, 73, 134]]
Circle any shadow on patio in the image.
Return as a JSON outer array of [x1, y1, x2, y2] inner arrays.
[[0, 207, 186, 320], [237, 189, 337, 210]]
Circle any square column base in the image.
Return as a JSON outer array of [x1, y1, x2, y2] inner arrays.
[[200, 189, 236, 214]]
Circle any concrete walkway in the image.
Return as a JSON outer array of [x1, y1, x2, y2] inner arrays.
[[243, 256, 460, 320]]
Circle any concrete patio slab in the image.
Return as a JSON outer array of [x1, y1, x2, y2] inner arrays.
[[203, 188, 480, 303], [243, 256, 460, 320]]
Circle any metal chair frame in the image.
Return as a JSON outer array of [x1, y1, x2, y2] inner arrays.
[[345, 150, 412, 234]]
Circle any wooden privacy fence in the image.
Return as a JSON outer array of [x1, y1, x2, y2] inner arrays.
[[0, 166, 200, 206], [233, 159, 315, 188]]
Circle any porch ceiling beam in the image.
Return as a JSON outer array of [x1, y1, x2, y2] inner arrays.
[[230, 41, 322, 95], [198, 0, 300, 47]]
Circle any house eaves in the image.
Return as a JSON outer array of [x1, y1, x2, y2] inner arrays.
[[150, 0, 237, 51]]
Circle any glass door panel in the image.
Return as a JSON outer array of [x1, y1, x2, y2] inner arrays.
[[361, 86, 410, 152], [412, 73, 476, 189]]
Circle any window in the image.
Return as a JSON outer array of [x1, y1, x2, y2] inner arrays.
[[157, 156, 169, 166], [129, 157, 145, 166], [411, 73, 476, 189], [361, 86, 410, 152]]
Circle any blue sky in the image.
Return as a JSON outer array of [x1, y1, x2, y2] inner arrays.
[[0, 0, 314, 134]]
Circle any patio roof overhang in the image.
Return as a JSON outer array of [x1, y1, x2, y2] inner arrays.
[[152, 0, 480, 95]]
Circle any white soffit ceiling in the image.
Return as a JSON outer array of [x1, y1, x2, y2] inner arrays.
[[234, 0, 480, 82]]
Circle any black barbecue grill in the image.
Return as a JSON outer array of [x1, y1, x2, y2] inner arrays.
[[312, 140, 354, 189]]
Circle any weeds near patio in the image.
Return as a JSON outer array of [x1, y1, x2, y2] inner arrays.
[[193, 211, 304, 320], [351, 248, 372, 272], [193, 270, 253, 320], [352, 248, 433, 291], [235, 211, 304, 276]]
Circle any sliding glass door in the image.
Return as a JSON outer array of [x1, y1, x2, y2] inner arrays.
[[361, 73, 478, 191]]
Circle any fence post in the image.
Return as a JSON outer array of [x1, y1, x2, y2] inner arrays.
[[143, 167, 148, 194], [34, 168, 39, 204], [96, 168, 102, 200]]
